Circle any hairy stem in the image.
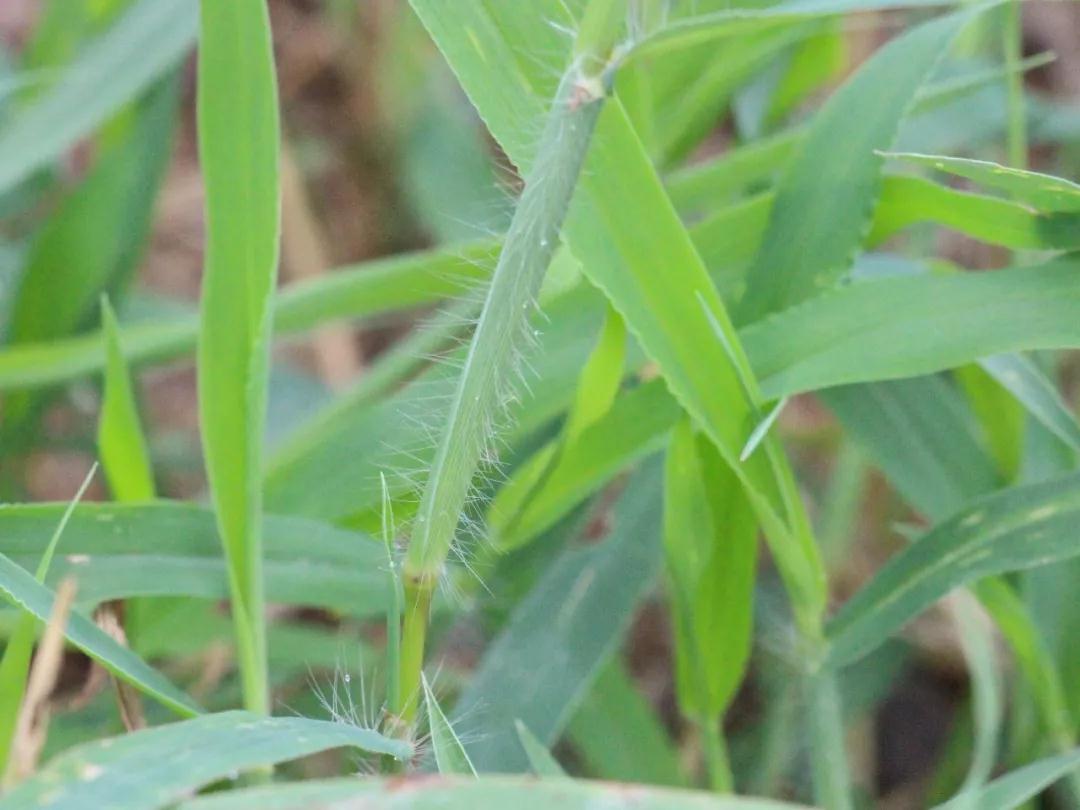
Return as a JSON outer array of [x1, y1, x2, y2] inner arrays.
[[403, 68, 608, 584], [393, 7, 621, 726]]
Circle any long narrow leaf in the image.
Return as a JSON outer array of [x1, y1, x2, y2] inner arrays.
[[196, 0, 281, 715], [745, 258, 1080, 400], [0, 712, 409, 810], [884, 150, 1080, 211], [826, 469, 1080, 667], [933, 749, 1080, 810], [737, 7, 976, 321], [453, 462, 665, 773], [176, 776, 812, 810], [0, 554, 200, 717], [0, 503, 392, 614], [0, 469, 96, 775]]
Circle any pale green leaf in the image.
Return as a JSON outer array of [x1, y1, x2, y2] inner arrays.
[[566, 661, 686, 787], [823, 379, 1075, 751], [933, 749, 1080, 810], [744, 258, 1080, 400], [514, 720, 566, 778], [423, 674, 476, 776], [633, 0, 959, 59], [978, 354, 1080, 454], [176, 776, 812, 810], [826, 469, 1080, 668], [884, 150, 1080, 211], [740, 397, 787, 462], [0, 711, 409, 810], [0, 553, 200, 718], [0, 467, 96, 775], [453, 462, 665, 773], [0, 503, 392, 615], [952, 593, 1003, 797], [821, 377, 998, 520]]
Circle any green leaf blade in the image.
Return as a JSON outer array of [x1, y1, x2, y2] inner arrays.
[[884, 150, 1080, 211], [738, 7, 977, 322], [826, 469, 1080, 668], [196, 0, 282, 715], [1, 711, 409, 810], [98, 298, 155, 501], [0, 553, 201, 718], [422, 674, 476, 776]]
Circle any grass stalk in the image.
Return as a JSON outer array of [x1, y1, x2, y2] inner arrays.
[[701, 717, 734, 793], [808, 667, 853, 810], [393, 1, 623, 729], [1003, 0, 1026, 170], [393, 579, 433, 727]]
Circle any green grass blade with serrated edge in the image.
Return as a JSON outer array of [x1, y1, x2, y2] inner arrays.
[[737, 5, 987, 323]]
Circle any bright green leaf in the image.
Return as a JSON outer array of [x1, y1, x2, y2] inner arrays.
[[98, 297, 155, 501], [196, 0, 281, 715]]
